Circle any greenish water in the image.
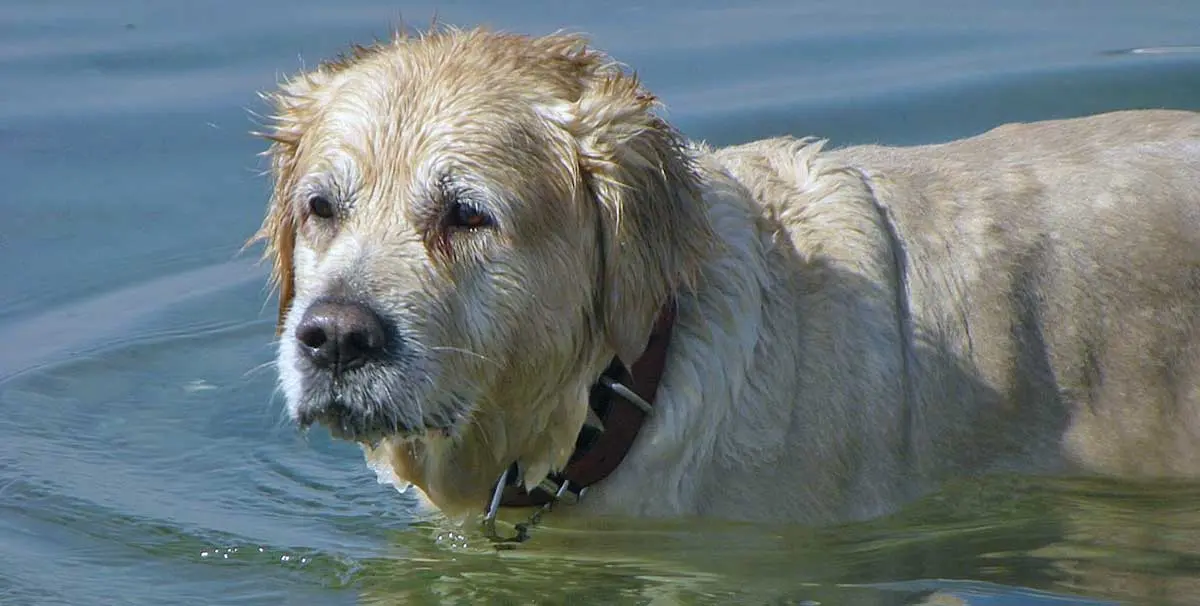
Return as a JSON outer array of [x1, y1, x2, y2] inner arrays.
[[3, 1, 1200, 604]]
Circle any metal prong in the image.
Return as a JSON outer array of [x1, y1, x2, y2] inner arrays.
[[599, 376, 654, 415], [554, 485, 589, 506], [553, 479, 571, 500], [483, 466, 509, 536]]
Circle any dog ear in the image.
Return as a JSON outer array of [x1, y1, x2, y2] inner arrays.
[[254, 146, 297, 336], [549, 44, 715, 367], [248, 68, 339, 334]]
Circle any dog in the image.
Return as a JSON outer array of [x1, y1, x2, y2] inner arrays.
[[252, 26, 1200, 525]]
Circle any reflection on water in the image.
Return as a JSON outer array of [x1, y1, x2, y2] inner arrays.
[[323, 476, 1200, 604]]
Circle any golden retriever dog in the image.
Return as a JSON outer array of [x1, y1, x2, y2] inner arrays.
[[253, 27, 1200, 525]]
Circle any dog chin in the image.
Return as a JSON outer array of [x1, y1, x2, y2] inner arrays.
[[289, 375, 468, 446], [296, 406, 458, 445], [284, 352, 470, 444]]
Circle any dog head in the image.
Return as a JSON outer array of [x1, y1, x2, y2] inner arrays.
[[252, 28, 713, 516]]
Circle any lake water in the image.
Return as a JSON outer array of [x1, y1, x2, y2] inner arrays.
[[4, 1, 1200, 604]]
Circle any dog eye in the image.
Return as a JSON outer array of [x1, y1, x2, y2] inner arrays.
[[446, 200, 493, 230], [308, 195, 335, 219]]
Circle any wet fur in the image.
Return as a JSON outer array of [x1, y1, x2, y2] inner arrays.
[[254, 27, 1200, 524]]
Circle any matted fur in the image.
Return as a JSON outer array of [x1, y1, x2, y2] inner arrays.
[[254, 27, 1200, 524]]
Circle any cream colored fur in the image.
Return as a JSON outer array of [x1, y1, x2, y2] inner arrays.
[[254, 27, 1200, 525]]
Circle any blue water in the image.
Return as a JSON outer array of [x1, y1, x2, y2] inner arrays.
[[3, 1, 1200, 604]]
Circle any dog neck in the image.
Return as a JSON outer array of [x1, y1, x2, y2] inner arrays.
[[494, 300, 677, 508]]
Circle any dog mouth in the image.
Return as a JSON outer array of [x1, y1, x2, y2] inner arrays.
[[295, 399, 460, 444]]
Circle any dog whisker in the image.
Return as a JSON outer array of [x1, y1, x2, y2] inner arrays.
[[242, 359, 278, 379], [427, 345, 501, 368]]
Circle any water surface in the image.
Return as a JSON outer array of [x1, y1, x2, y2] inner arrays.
[[4, 1, 1200, 604]]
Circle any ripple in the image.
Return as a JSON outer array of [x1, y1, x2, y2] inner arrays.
[[0, 477, 366, 603], [0, 258, 266, 383]]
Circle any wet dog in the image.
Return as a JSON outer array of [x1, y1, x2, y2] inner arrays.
[[254, 27, 1200, 524]]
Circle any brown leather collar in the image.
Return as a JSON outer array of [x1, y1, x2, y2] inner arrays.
[[496, 301, 676, 508]]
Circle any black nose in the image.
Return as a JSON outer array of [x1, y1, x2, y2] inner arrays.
[[295, 298, 387, 373]]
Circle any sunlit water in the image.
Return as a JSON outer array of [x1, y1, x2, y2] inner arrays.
[[3, 1, 1200, 604]]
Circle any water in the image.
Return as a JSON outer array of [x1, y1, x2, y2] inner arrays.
[[3, 1, 1200, 604]]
